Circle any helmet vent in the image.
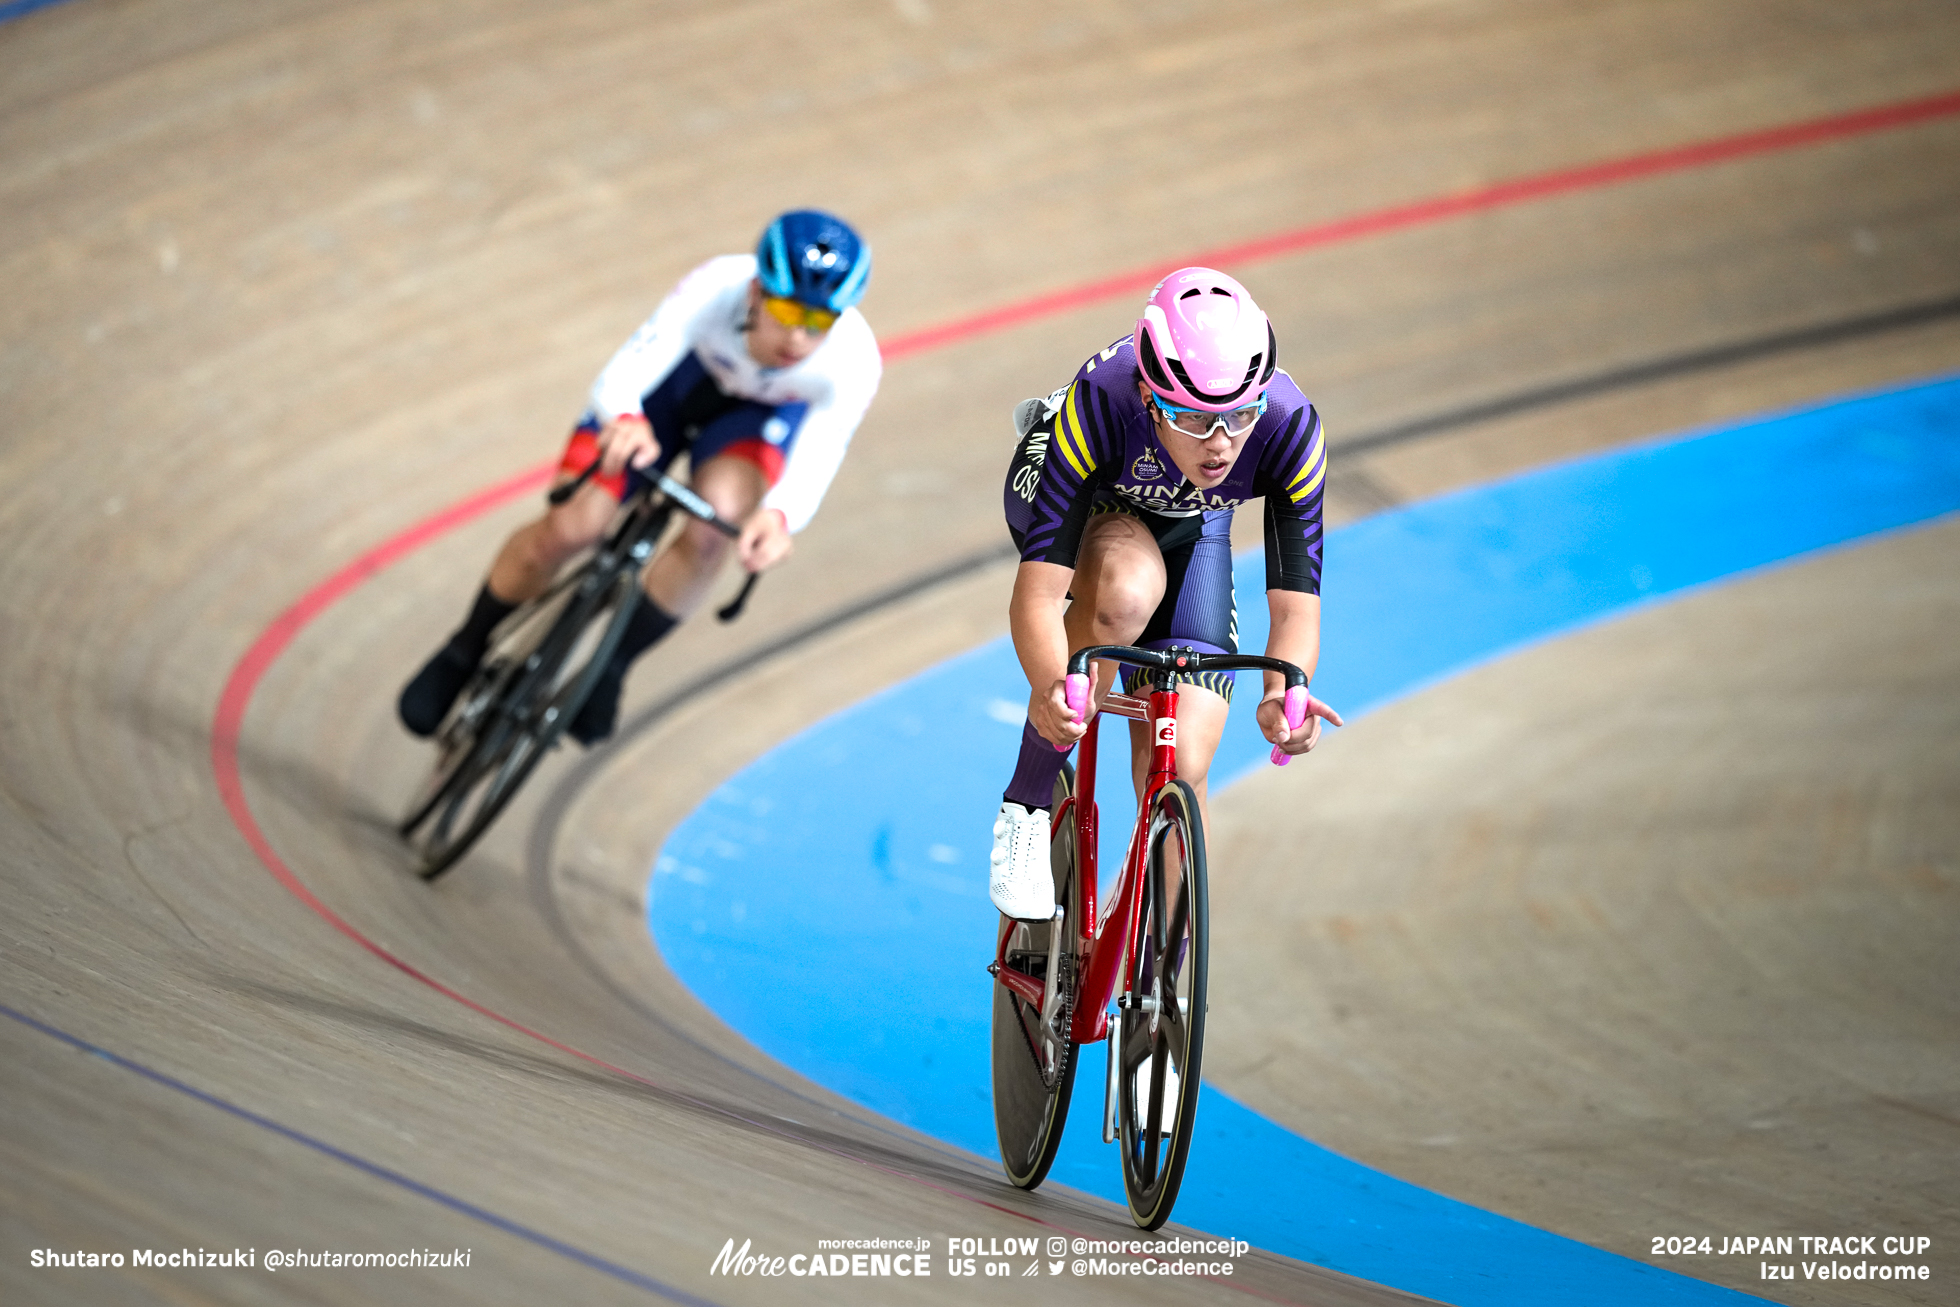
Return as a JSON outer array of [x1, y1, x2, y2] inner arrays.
[[756, 210, 870, 312], [1138, 329, 1175, 390]]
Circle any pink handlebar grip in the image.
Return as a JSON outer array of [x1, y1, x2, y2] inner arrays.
[[1054, 673, 1093, 753], [1270, 685, 1310, 767]]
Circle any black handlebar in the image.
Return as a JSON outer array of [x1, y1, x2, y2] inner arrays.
[[1065, 644, 1307, 690], [548, 462, 739, 544], [547, 462, 756, 622], [546, 457, 601, 505], [715, 572, 759, 623]]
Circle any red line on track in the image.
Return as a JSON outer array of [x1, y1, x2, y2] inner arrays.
[[879, 85, 1960, 361], [210, 465, 577, 1033], [206, 85, 1960, 1256]]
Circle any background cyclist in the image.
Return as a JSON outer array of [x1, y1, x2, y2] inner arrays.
[[989, 266, 1342, 920], [398, 209, 880, 746]]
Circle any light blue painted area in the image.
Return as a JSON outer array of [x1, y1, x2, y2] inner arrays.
[[0, 0, 77, 25], [651, 375, 1960, 1305]]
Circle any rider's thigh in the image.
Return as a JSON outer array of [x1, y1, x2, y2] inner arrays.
[[538, 477, 617, 553], [674, 454, 767, 559], [1068, 513, 1167, 642], [1127, 681, 1228, 804], [690, 451, 769, 514]]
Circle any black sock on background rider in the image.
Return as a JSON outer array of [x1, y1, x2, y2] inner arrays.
[[565, 593, 676, 745], [397, 584, 679, 745], [397, 583, 517, 736]]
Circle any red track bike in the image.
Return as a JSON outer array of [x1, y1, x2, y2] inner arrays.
[[991, 643, 1319, 1229]]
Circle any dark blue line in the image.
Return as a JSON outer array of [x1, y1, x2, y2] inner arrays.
[[0, 1002, 721, 1306], [0, 0, 77, 24]]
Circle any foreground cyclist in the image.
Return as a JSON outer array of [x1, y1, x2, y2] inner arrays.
[[990, 267, 1342, 919], [399, 210, 879, 745]]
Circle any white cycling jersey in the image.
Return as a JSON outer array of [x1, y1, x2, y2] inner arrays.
[[586, 254, 882, 534]]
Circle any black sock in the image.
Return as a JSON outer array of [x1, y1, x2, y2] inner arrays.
[[449, 583, 517, 662], [611, 594, 678, 670]]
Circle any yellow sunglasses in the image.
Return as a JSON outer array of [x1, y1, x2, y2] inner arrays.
[[760, 295, 840, 334]]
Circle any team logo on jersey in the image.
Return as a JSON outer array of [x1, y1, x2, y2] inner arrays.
[[1130, 449, 1165, 481], [1013, 430, 1050, 503], [1114, 481, 1245, 515], [762, 416, 791, 445]]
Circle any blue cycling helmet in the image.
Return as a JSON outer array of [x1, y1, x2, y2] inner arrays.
[[755, 209, 871, 314]]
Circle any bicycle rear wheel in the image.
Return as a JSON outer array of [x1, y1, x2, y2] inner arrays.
[[407, 567, 638, 879], [1117, 778, 1208, 1229], [991, 765, 1080, 1189]]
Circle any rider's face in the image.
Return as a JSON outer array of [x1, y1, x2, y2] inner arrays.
[[1138, 382, 1243, 489], [745, 281, 825, 370]]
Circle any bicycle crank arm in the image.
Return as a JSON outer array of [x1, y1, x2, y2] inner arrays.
[[1039, 904, 1067, 1047], [1104, 1023, 1120, 1144]]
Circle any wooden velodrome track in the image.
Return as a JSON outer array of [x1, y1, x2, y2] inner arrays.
[[4, 1, 1957, 1304]]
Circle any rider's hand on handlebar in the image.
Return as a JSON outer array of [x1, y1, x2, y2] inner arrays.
[[1257, 691, 1343, 757], [597, 414, 659, 478], [1029, 678, 1088, 751], [736, 507, 792, 572]]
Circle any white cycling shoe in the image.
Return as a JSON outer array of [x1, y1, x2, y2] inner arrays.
[[990, 801, 1055, 920]]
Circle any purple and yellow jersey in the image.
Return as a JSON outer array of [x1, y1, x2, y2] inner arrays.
[[1014, 338, 1326, 594]]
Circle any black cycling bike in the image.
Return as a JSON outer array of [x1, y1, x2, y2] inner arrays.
[[399, 464, 754, 879]]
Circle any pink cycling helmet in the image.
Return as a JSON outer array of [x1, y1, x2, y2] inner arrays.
[[1132, 267, 1277, 411]]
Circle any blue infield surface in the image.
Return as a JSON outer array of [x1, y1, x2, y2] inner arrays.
[[651, 374, 1960, 1305]]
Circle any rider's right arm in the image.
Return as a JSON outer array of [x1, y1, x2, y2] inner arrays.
[[586, 255, 749, 422], [1009, 560, 1086, 749]]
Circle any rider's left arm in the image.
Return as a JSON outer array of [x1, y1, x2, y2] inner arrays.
[[1257, 590, 1341, 755], [759, 317, 882, 534]]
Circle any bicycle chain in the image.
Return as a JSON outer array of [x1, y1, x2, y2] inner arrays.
[[1014, 947, 1074, 1091]]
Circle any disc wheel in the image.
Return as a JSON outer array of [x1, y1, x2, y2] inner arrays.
[[991, 764, 1080, 1189], [1117, 778, 1208, 1229], [404, 568, 637, 879]]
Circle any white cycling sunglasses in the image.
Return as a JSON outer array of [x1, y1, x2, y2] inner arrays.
[[1153, 394, 1267, 439]]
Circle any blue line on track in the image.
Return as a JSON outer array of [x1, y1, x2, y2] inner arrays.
[[651, 374, 1960, 1305], [0, 1002, 720, 1304], [0, 0, 76, 24]]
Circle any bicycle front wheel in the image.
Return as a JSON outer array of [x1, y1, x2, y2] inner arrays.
[[1117, 778, 1208, 1229], [408, 567, 638, 879], [991, 764, 1080, 1189]]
